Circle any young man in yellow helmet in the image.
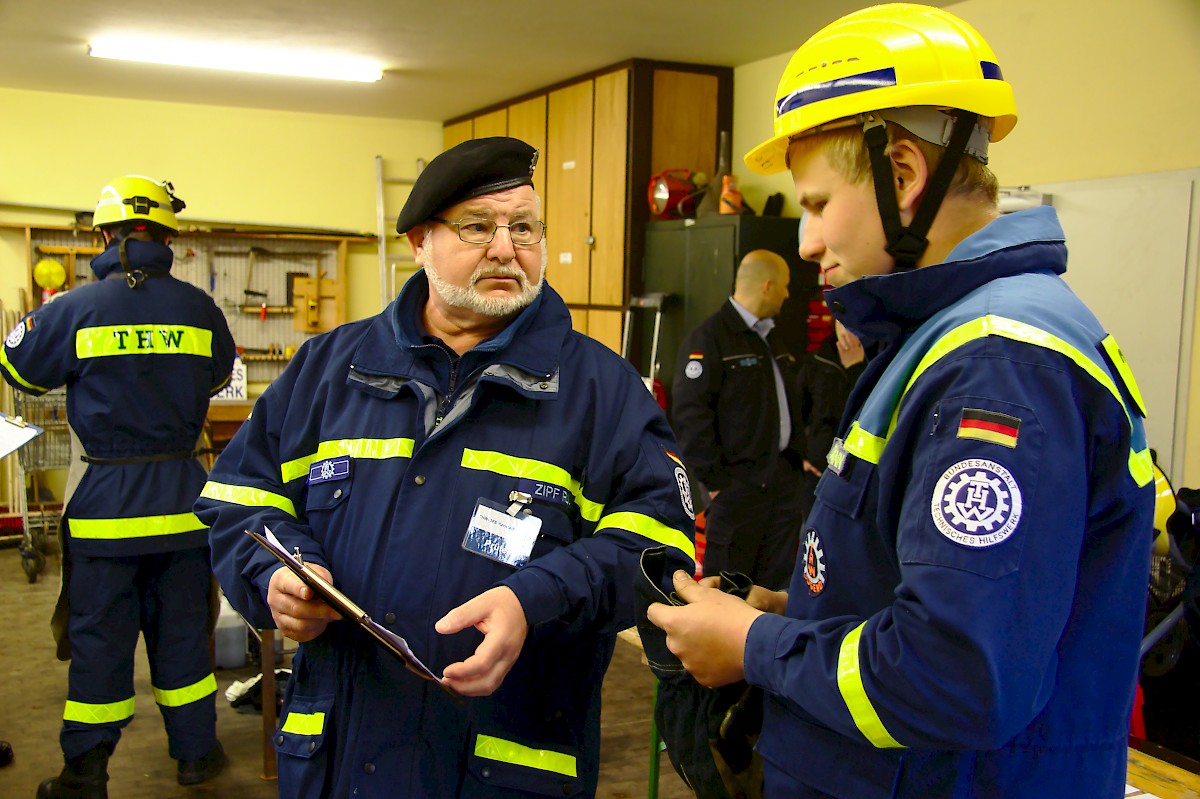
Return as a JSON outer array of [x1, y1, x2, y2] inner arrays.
[[647, 5, 1155, 796]]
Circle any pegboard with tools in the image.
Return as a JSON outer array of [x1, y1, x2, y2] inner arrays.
[[22, 227, 362, 385]]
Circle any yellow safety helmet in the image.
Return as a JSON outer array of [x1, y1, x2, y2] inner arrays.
[[744, 3, 1018, 175], [93, 175, 185, 233], [1152, 464, 1181, 557]]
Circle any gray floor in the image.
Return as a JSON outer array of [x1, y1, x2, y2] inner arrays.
[[0, 544, 693, 798]]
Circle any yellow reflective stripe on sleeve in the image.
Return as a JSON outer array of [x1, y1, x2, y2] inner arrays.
[[76, 325, 214, 359], [280, 437, 416, 483], [460, 448, 603, 523], [1130, 448, 1154, 489], [281, 711, 326, 736], [152, 673, 217, 707], [843, 422, 886, 465], [0, 349, 49, 393], [474, 734, 578, 777], [595, 511, 696, 562], [1100, 334, 1148, 418], [200, 481, 297, 517], [836, 622, 903, 749], [64, 696, 136, 725], [69, 512, 206, 540]]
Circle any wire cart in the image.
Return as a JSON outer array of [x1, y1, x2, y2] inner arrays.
[[13, 387, 69, 583]]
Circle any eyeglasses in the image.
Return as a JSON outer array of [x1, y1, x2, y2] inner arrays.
[[431, 217, 546, 245]]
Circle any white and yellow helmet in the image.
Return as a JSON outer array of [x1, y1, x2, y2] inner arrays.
[[745, 3, 1017, 175], [93, 175, 185, 233]]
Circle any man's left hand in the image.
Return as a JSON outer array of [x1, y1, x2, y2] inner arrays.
[[645, 571, 764, 687], [435, 586, 528, 696]]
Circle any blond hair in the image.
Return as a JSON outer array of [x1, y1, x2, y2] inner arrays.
[[791, 121, 999, 205]]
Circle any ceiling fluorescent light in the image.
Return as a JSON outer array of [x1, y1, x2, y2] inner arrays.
[[88, 35, 383, 83]]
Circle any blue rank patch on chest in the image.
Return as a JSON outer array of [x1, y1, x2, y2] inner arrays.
[[308, 456, 351, 485]]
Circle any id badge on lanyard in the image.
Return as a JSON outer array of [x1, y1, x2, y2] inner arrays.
[[462, 492, 543, 569]]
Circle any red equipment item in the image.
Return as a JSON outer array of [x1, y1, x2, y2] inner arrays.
[[647, 169, 699, 219]]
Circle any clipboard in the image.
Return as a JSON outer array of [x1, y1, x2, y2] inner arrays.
[[0, 412, 44, 461], [245, 527, 453, 693]]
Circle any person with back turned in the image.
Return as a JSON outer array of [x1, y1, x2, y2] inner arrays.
[[1, 176, 235, 798]]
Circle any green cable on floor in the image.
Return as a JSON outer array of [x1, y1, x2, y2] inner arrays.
[[648, 677, 661, 799]]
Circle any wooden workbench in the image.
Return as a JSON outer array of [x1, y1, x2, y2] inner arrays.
[[1128, 746, 1200, 798]]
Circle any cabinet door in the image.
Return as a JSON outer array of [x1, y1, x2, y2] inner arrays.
[[588, 309, 624, 355], [472, 108, 508, 139], [685, 223, 737, 331], [508, 96, 546, 157], [591, 69, 629, 307], [650, 70, 720, 180], [443, 120, 472, 151], [546, 81, 594, 305]]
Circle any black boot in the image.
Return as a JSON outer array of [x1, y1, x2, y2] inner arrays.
[[177, 739, 226, 786], [36, 744, 111, 799]]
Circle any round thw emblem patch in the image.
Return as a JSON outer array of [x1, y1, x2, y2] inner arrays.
[[5, 322, 25, 349], [931, 459, 1022, 548], [801, 529, 826, 595], [674, 466, 695, 521]]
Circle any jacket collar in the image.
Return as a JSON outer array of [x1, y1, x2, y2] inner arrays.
[[89, 239, 175, 281], [826, 206, 1068, 347], [350, 270, 570, 382]]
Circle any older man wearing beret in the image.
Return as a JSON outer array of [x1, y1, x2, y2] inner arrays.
[[197, 136, 696, 798]]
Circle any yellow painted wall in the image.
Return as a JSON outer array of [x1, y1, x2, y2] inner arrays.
[[0, 87, 441, 321], [732, 0, 1200, 216]]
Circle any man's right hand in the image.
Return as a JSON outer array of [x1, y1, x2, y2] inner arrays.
[[266, 564, 343, 641]]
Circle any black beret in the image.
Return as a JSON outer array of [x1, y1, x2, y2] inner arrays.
[[395, 137, 539, 234]]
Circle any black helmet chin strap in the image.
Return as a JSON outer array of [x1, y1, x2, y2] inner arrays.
[[116, 236, 146, 289], [863, 110, 981, 271]]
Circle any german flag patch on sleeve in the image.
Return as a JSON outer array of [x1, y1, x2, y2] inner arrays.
[[957, 408, 1020, 448]]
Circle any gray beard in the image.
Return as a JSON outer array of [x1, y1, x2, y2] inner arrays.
[[420, 239, 545, 318]]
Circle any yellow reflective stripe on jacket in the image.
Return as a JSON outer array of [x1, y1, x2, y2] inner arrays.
[[64, 696, 136, 725], [474, 734, 577, 777], [595, 511, 696, 562], [843, 315, 1152, 485], [1100, 334, 1148, 417], [460, 448, 603, 523], [75, 324, 213, 359], [281, 711, 326, 736], [153, 673, 217, 707], [69, 512, 206, 540], [843, 422, 886, 465], [280, 437, 415, 484], [200, 481, 297, 517], [836, 622, 903, 749], [0, 349, 49, 393]]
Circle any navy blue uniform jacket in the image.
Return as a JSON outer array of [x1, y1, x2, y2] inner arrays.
[[197, 274, 696, 798], [744, 208, 1155, 797]]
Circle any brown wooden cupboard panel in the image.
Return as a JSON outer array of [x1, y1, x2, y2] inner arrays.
[[443, 120, 472, 151], [508, 96, 547, 156], [587, 309, 623, 354], [590, 69, 630, 307], [570, 308, 588, 337], [546, 81, 594, 306], [650, 70, 719, 182], [472, 108, 508, 139]]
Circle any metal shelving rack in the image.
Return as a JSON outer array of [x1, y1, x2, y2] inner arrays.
[[13, 386, 70, 582]]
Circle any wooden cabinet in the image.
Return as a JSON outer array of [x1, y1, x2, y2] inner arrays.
[[443, 60, 733, 353]]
